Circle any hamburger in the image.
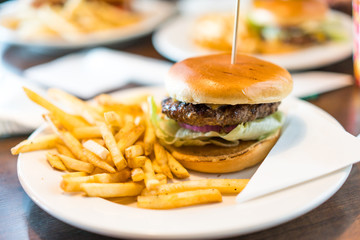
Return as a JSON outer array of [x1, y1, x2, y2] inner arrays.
[[247, 0, 343, 53], [149, 54, 293, 173]]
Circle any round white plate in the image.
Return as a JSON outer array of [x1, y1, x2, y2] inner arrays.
[[0, 0, 175, 49], [17, 87, 351, 239], [152, 11, 353, 71]]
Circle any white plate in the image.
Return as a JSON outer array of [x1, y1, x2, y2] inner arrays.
[[152, 11, 353, 71], [0, 0, 175, 49], [17, 87, 351, 239]]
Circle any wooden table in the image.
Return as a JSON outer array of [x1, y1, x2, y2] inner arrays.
[[1, 31, 360, 240]]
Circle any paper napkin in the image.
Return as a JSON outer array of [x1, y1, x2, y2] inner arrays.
[[236, 99, 360, 203], [24, 48, 172, 99], [291, 71, 353, 98]]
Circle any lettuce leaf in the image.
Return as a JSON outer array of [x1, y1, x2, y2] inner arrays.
[[149, 97, 284, 147]]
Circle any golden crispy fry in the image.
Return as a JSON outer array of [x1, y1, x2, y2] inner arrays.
[[154, 142, 173, 179], [91, 167, 107, 174], [23, 87, 88, 130], [82, 139, 109, 160], [117, 125, 145, 153], [155, 173, 167, 184], [144, 116, 155, 156], [98, 121, 127, 171], [11, 134, 59, 155], [131, 168, 144, 182], [166, 152, 190, 179], [44, 114, 88, 162], [72, 126, 102, 139], [48, 88, 103, 124], [127, 156, 146, 169], [61, 170, 130, 192], [62, 172, 87, 178], [142, 179, 249, 196], [82, 149, 116, 173], [125, 145, 143, 160], [106, 196, 137, 205], [114, 120, 135, 142], [104, 111, 122, 129], [142, 157, 160, 190], [81, 182, 144, 198], [56, 143, 75, 158], [137, 189, 222, 209], [58, 154, 94, 173], [46, 152, 66, 171], [151, 160, 162, 174]]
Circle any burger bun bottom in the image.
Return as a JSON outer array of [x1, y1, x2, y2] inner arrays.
[[164, 129, 281, 173]]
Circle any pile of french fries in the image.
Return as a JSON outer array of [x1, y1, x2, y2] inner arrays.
[[0, 0, 141, 42], [11, 87, 249, 209]]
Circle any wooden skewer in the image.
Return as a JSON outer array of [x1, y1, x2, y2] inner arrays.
[[231, 0, 241, 64]]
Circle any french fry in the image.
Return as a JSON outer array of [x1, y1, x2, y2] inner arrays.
[[137, 189, 222, 209], [56, 143, 75, 158], [61, 170, 130, 192], [142, 157, 160, 190], [144, 116, 156, 156], [154, 142, 173, 179], [81, 182, 144, 197], [23, 87, 88, 130], [46, 152, 66, 171], [83, 139, 109, 160], [11, 134, 59, 155], [82, 149, 116, 173], [125, 145, 143, 160], [48, 88, 103, 124], [72, 126, 101, 139], [44, 114, 88, 162], [97, 121, 127, 171], [155, 173, 167, 185], [106, 196, 137, 205], [131, 168, 144, 182], [166, 152, 190, 179], [114, 120, 135, 142], [117, 125, 145, 153], [104, 111, 122, 129], [127, 156, 146, 169], [58, 154, 94, 173], [151, 160, 162, 174], [141, 179, 249, 196], [62, 172, 87, 179]]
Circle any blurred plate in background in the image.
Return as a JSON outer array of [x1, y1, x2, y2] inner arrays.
[[152, 10, 352, 71], [0, 0, 176, 50]]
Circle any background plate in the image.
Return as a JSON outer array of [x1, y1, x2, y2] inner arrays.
[[0, 0, 175, 49], [152, 11, 352, 71]]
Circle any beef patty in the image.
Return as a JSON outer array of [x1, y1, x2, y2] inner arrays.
[[161, 97, 280, 127]]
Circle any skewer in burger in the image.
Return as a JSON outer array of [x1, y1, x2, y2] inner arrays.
[[149, 54, 292, 173]]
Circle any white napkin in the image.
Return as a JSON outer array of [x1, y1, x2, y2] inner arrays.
[[291, 71, 353, 98], [0, 71, 45, 136], [24, 48, 172, 99], [236, 99, 360, 203]]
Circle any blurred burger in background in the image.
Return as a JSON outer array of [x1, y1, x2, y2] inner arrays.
[[193, 0, 347, 54]]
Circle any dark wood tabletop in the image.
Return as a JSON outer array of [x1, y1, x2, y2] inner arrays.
[[1, 4, 360, 239]]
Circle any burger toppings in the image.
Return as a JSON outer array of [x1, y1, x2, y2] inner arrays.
[[150, 97, 285, 148], [161, 97, 280, 127]]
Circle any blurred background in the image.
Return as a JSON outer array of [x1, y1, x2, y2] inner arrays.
[[0, 0, 357, 137]]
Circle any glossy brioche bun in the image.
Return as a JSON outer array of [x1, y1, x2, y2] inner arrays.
[[165, 54, 292, 105], [252, 0, 328, 26], [164, 130, 280, 173]]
